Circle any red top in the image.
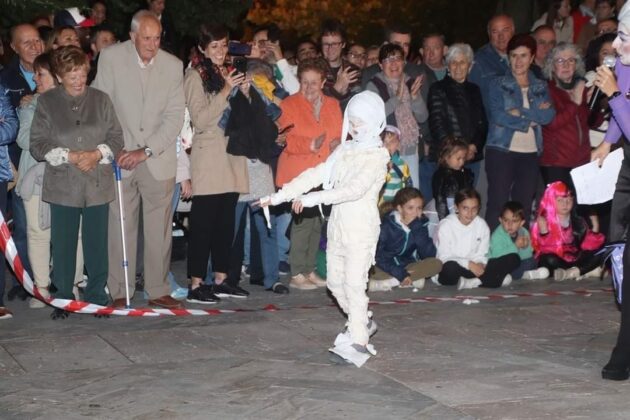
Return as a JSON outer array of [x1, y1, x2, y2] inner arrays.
[[540, 80, 590, 169], [275, 93, 342, 187]]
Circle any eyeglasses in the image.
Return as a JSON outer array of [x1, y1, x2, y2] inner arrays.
[[382, 55, 403, 64], [554, 57, 577, 66], [322, 41, 343, 49], [348, 52, 367, 59]]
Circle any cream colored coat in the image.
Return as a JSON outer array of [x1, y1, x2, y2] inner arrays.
[[184, 69, 248, 196], [92, 41, 184, 181]]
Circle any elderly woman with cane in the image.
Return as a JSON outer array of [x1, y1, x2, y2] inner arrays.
[[30, 46, 123, 319], [260, 91, 390, 367], [592, 3, 630, 380]]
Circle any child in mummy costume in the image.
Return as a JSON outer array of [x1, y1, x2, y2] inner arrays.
[[260, 91, 390, 366]]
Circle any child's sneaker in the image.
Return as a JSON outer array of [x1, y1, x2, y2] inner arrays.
[[328, 332, 376, 367], [368, 279, 392, 292], [412, 278, 425, 289], [522, 267, 550, 280], [501, 274, 512, 287], [554, 267, 580, 281], [578, 266, 603, 281], [457, 277, 481, 290]]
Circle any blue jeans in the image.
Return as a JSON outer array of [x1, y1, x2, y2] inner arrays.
[[419, 159, 437, 201], [466, 160, 482, 187], [231, 201, 279, 288], [274, 205, 291, 263], [511, 256, 538, 279]]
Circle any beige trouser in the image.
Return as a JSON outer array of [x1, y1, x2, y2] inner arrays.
[[371, 258, 443, 281], [107, 164, 174, 300], [24, 194, 84, 289]]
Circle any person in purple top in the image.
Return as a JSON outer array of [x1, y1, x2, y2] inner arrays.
[[592, 1, 630, 381]]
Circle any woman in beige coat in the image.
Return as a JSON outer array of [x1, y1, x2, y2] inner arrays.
[[184, 24, 249, 304]]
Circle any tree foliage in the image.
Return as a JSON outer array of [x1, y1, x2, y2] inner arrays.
[[247, 0, 498, 49], [0, 0, 251, 39]]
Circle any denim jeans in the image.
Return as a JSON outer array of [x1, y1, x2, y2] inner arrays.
[[274, 205, 291, 263], [419, 159, 437, 201], [230, 201, 279, 289]]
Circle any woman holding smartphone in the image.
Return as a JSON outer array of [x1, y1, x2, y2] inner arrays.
[[184, 24, 249, 304], [275, 57, 342, 290]]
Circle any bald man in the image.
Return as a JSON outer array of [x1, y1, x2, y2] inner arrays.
[[469, 14, 515, 112], [93, 10, 185, 309]]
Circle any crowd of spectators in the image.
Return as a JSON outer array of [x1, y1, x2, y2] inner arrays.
[[0, 0, 626, 321]]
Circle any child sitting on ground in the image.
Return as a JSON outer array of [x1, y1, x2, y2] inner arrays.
[[431, 136, 474, 220], [488, 201, 549, 280], [379, 125, 412, 211], [371, 188, 442, 291], [531, 181, 605, 281], [436, 188, 520, 290]]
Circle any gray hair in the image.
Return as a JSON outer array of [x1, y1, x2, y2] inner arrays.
[[542, 42, 585, 80], [445, 43, 474, 66], [130, 10, 159, 33]]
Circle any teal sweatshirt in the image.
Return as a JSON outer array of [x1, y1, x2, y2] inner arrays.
[[488, 225, 533, 260]]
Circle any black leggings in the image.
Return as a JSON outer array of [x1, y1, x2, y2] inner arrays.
[[438, 254, 520, 288], [187, 192, 239, 278], [537, 251, 604, 275]]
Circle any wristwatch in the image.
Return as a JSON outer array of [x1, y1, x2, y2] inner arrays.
[[609, 91, 622, 99], [144, 147, 153, 158]]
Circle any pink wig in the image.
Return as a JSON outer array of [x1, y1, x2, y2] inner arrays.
[[531, 181, 573, 257]]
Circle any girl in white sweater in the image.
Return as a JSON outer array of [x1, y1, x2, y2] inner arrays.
[[436, 188, 519, 290]]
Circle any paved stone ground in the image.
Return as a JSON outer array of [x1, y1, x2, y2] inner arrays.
[[1, 263, 629, 419]]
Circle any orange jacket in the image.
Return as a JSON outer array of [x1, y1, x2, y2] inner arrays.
[[275, 93, 342, 187]]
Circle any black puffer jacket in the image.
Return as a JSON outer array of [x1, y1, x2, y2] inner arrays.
[[428, 76, 488, 162], [431, 166, 474, 220]]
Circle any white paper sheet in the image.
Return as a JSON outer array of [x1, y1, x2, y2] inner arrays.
[[570, 148, 624, 204]]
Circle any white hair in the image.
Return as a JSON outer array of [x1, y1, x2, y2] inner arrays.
[[130, 10, 159, 33], [620, 1, 630, 29], [445, 43, 474, 66]]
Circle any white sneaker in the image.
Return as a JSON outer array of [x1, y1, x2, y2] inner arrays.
[[290, 274, 317, 290], [430, 275, 440, 285], [368, 279, 392, 292], [522, 267, 550, 280], [329, 333, 375, 367], [457, 277, 482, 290], [342, 311, 378, 338], [578, 266, 603, 281], [501, 274, 512, 287], [412, 278, 425, 289], [554, 267, 580, 281]]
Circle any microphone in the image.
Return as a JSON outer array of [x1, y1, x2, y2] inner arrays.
[[589, 55, 617, 110]]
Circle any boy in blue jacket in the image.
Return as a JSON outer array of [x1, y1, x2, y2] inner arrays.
[[371, 188, 442, 291]]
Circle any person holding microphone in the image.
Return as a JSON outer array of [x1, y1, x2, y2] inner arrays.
[[592, 2, 630, 381]]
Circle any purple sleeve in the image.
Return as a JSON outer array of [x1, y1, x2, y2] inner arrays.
[[605, 63, 630, 144]]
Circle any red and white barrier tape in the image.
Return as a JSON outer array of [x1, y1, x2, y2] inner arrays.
[[0, 213, 613, 316]]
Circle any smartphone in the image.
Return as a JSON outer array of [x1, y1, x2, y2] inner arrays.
[[228, 41, 252, 56], [233, 57, 248, 75], [278, 124, 295, 134]]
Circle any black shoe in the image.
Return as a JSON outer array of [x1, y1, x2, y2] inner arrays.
[[213, 282, 249, 298], [50, 308, 69, 320], [7, 285, 28, 301], [278, 261, 291, 276], [267, 282, 289, 294], [602, 361, 630, 381], [186, 285, 220, 305]]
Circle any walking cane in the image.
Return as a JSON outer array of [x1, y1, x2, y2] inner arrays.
[[113, 162, 131, 309]]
